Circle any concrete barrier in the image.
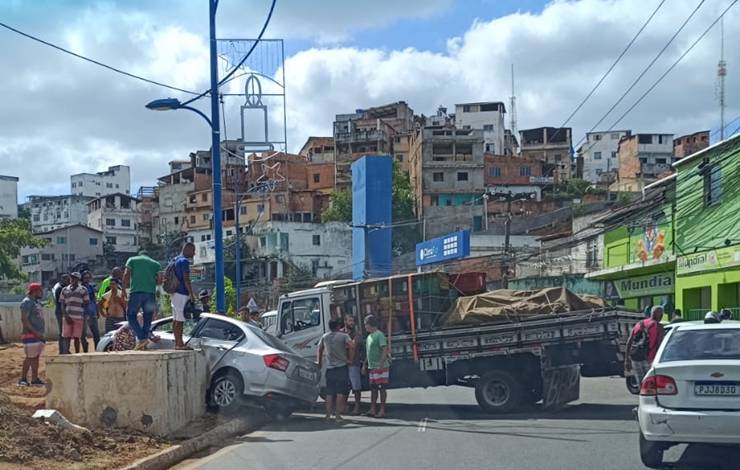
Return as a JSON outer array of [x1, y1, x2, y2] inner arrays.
[[45, 351, 207, 436], [0, 302, 107, 342]]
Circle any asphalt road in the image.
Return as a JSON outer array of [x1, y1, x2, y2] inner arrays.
[[177, 377, 740, 470]]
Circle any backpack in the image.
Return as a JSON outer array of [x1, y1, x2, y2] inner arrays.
[[162, 258, 181, 294], [630, 320, 653, 361]]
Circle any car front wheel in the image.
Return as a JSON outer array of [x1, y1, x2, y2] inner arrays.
[[639, 431, 665, 468], [209, 371, 244, 414]]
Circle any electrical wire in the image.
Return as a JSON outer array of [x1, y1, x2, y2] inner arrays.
[[0, 20, 200, 95], [180, 0, 277, 107], [548, 0, 667, 143], [573, 0, 707, 150]]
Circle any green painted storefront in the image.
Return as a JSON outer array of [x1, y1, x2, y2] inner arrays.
[[673, 135, 740, 320]]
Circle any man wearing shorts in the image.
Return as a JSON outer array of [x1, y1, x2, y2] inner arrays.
[[61, 272, 89, 354], [364, 314, 389, 418], [317, 318, 353, 422], [344, 314, 364, 414], [171, 243, 195, 349], [19, 283, 46, 386], [124, 250, 161, 350], [52, 274, 70, 353]]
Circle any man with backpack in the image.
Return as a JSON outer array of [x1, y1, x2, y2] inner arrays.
[[625, 305, 665, 385], [164, 243, 196, 350]]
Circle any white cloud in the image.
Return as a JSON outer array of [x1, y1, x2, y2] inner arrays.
[[1, 0, 738, 200]]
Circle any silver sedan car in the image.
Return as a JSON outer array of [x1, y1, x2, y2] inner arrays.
[[98, 314, 319, 417]]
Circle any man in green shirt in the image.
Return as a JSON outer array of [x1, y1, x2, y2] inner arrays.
[[124, 251, 161, 350], [363, 314, 389, 418]]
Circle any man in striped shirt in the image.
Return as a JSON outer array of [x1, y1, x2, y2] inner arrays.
[[61, 272, 90, 354]]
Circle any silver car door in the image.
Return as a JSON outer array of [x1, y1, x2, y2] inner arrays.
[[195, 318, 245, 372]]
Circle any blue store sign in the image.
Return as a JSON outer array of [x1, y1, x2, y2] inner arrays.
[[416, 230, 471, 266]]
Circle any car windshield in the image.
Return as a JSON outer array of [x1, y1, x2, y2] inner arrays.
[[661, 329, 740, 362]]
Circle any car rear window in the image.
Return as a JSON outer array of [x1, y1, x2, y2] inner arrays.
[[661, 329, 740, 362], [250, 326, 295, 353]]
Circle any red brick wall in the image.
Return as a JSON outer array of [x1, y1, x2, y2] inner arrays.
[[306, 164, 335, 190], [485, 154, 544, 185]]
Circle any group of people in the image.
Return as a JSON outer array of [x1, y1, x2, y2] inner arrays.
[[317, 313, 390, 421]]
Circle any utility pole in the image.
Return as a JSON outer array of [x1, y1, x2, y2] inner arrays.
[[510, 64, 518, 154], [209, 0, 225, 313], [718, 15, 727, 140], [502, 192, 512, 289]]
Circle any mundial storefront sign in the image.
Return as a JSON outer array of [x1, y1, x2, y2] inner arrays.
[[603, 272, 674, 300], [416, 230, 471, 266], [677, 245, 740, 275]]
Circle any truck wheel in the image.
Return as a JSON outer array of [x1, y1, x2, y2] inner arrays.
[[639, 432, 664, 468], [475, 371, 524, 413], [626, 375, 640, 395]]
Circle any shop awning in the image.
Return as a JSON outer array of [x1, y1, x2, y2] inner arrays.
[[585, 256, 676, 280]]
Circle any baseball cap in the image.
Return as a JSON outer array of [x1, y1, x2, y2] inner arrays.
[[27, 283, 43, 295]]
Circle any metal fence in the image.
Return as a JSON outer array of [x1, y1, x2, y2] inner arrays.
[[687, 307, 740, 321]]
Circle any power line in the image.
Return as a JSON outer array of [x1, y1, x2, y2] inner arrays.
[[548, 0, 667, 143], [574, 0, 706, 150], [180, 0, 277, 107], [0, 20, 200, 95], [607, 0, 739, 130]]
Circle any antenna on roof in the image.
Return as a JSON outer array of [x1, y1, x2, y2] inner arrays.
[[510, 64, 518, 154]]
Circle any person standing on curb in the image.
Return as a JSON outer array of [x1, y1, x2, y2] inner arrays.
[[170, 243, 195, 350], [625, 305, 665, 385], [343, 314, 365, 415], [19, 283, 46, 386], [52, 274, 70, 353], [80, 271, 100, 352], [61, 272, 88, 354], [364, 314, 390, 418], [317, 318, 353, 422], [124, 250, 161, 351], [99, 267, 127, 333]]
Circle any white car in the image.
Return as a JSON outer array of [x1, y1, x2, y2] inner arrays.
[[637, 322, 740, 468]]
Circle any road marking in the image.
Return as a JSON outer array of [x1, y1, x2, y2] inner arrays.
[[417, 418, 428, 433]]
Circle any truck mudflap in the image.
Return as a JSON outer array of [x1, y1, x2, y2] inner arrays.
[[541, 364, 580, 410]]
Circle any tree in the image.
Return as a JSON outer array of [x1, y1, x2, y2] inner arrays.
[[320, 162, 420, 254], [0, 218, 46, 280], [209, 276, 237, 317]]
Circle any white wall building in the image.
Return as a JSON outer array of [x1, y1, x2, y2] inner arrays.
[[0, 175, 19, 219], [455, 102, 506, 155], [71, 165, 131, 198], [251, 221, 352, 279], [580, 130, 630, 183], [28, 195, 93, 233], [20, 224, 103, 286], [87, 193, 140, 253]]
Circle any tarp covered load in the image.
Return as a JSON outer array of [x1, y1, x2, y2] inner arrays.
[[444, 287, 607, 326]]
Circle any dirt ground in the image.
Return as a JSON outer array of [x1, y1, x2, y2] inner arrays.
[[0, 342, 171, 470]]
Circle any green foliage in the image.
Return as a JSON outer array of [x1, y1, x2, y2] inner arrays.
[[555, 178, 591, 197], [0, 218, 46, 281], [209, 276, 237, 316], [281, 264, 316, 292], [320, 162, 420, 254], [17, 205, 31, 220], [321, 189, 352, 223]]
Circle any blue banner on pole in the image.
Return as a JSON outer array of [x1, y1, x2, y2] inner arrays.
[[415, 230, 470, 266]]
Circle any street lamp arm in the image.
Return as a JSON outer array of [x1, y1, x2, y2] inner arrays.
[[179, 105, 213, 128]]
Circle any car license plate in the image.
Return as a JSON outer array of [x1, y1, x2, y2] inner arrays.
[[694, 381, 740, 396], [298, 368, 316, 381]]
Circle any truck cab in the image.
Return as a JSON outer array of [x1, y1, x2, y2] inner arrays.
[[276, 287, 332, 359]]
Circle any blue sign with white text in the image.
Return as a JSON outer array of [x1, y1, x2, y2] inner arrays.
[[415, 230, 471, 266]]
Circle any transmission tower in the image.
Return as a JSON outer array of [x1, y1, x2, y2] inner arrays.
[[509, 64, 518, 154]]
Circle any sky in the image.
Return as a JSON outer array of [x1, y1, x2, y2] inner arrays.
[[1, 0, 738, 200]]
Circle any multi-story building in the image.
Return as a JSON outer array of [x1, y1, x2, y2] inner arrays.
[[454, 102, 506, 155], [392, 132, 413, 174], [519, 127, 573, 183], [87, 193, 140, 253], [299, 137, 335, 164], [673, 130, 710, 160], [579, 130, 631, 183], [0, 175, 18, 219], [410, 127, 486, 238], [28, 194, 93, 233], [333, 101, 414, 186], [250, 221, 352, 280], [484, 154, 548, 201], [136, 186, 158, 247], [153, 159, 211, 241], [20, 224, 103, 286], [615, 133, 674, 192], [71, 164, 130, 198]]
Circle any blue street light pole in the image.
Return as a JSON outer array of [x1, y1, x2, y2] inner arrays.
[[146, 0, 225, 313], [208, 0, 225, 313]]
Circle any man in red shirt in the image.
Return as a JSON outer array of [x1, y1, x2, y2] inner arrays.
[[625, 306, 665, 385]]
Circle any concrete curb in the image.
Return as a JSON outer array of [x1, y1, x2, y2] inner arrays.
[[121, 414, 268, 470]]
